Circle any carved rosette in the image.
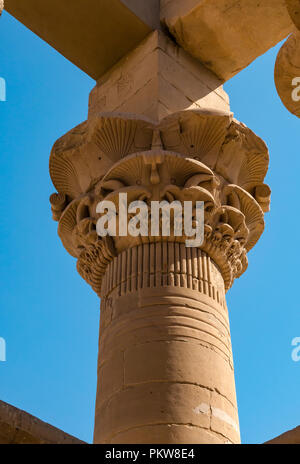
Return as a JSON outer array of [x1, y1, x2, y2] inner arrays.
[[50, 110, 270, 296]]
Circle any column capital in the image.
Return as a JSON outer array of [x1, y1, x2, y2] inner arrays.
[[50, 109, 270, 295]]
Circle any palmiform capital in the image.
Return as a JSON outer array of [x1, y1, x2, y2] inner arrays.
[[50, 109, 270, 296]]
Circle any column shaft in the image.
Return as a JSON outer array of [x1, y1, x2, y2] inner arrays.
[[94, 244, 240, 444]]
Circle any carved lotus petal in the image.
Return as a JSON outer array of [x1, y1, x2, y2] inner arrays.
[[212, 206, 249, 243], [102, 186, 152, 206], [50, 110, 269, 209], [88, 113, 153, 162], [58, 200, 82, 257], [216, 120, 269, 193], [161, 184, 215, 205], [224, 185, 265, 251], [160, 109, 232, 169]]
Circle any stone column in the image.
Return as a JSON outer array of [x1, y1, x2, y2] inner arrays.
[[49, 31, 271, 444], [94, 245, 238, 444]]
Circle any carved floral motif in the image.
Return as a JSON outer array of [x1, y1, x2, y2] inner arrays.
[[50, 110, 271, 295]]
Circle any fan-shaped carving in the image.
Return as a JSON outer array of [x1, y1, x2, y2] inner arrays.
[[164, 152, 216, 188], [49, 121, 89, 198], [224, 185, 265, 251], [103, 152, 148, 187], [58, 200, 81, 258], [160, 110, 232, 169], [50, 152, 82, 199], [217, 121, 269, 192], [51, 121, 88, 156], [88, 113, 153, 162], [50, 110, 269, 208]]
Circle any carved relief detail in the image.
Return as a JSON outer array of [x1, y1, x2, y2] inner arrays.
[[50, 110, 270, 295], [101, 244, 226, 308]]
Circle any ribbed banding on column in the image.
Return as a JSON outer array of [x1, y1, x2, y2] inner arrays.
[[101, 242, 226, 308]]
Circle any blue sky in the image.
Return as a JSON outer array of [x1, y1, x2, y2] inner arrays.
[[0, 11, 299, 444]]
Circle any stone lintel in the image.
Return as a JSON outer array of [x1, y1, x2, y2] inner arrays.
[[0, 400, 85, 444], [4, 0, 158, 80], [4, 0, 294, 83], [89, 31, 230, 121], [161, 0, 294, 81]]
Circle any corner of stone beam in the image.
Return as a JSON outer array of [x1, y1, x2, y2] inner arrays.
[[160, 0, 294, 82], [88, 29, 230, 122]]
